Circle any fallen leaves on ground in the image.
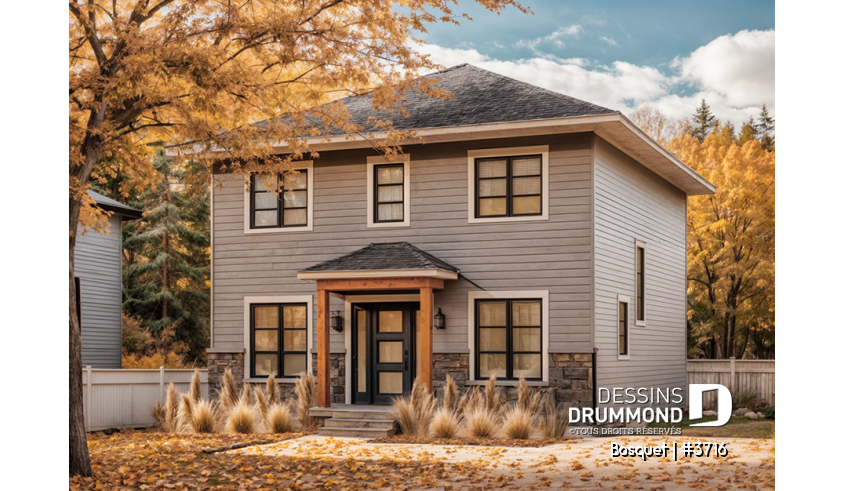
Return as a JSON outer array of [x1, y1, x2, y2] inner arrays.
[[69, 430, 775, 490], [368, 435, 579, 447]]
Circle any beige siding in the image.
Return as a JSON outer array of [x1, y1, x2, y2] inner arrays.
[[75, 215, 123, 368], [593, 137, 688, 400], [212, 134, 594, 356]]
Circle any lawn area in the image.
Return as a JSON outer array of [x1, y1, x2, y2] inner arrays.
[[650, 415, 775, 439], [70, 429, 775, 490]]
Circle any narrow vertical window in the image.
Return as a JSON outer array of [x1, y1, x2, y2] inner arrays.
[[75, 277, 81, 325], [250, 171, 308, 229], [619, 301, 629, 356], [636, 245, 645, 322], [374, 164, 404, 222]]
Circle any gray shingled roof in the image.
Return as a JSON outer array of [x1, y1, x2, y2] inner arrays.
[[88, 190, 143, 220], [302, 242, 458, 273], [268, 64, 617, 135]]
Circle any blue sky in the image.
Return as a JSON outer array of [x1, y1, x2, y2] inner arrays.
[[412, 0, 775, 127]]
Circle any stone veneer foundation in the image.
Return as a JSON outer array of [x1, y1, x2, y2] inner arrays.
[[208, 350, 591, 408]]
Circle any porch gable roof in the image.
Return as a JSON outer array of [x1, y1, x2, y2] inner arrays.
[[297, 242, 459, 281]]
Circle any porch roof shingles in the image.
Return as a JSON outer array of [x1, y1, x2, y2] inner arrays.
[[300, 242, 459, 274]]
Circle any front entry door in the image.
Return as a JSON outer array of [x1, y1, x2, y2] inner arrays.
[[352, 303, 418, 404]]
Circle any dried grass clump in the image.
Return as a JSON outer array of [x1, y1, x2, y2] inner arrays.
[[225, 399, 258, 434], [443, 374, 459, 414], [294, 371, 316, 430], [266, 403, 294, 434], [484, 374, 503, 413], [255, 388, 270, 422], [429, 407, 461, 438], [190, 369, 203, 402], [541, 394, 570, 438], [265, 372, 280, 405], [157, 383, 179, 433], [391, 378, 437, 437], [462, 403, 500, 438], [190, 399, 218, 433], [219, 368, 239, 413], [177, 393, 195, 433], [516, 376, 543, 414], [502, 406, 537, 440]]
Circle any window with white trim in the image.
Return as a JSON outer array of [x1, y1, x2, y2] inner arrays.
[[367, 156, 410, 228], [467, 146, 549, 223], [244, 163, 314, 234], [636, 242, 646, 324], [618, 298, 629, 357], [468, 290, 549, 382], [250, 303, 308, 378]]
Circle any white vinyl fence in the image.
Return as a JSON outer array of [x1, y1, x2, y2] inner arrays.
[[81, 367, 208, 432], [686, 359, 775, 408]]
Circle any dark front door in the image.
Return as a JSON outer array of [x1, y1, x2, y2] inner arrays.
[[352, 302, 418, 404]]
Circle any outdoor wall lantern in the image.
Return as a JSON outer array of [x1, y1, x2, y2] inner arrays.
[[331, 311, 344, 333], [434, 308, 446, 330]]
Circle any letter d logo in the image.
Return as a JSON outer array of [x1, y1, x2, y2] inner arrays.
[[688, 384, 732, 427]]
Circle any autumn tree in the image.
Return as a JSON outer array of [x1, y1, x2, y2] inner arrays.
[[69, 0, 527, 476], [628, 105, 683, 145], [736, 116, 758, 146], [690, 99, 717, 143], [757, 104, 775, 151], [122, 153, 210, 366], [668, 125, 775, 360]]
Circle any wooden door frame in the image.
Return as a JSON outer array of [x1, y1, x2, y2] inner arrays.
[[315, 277, 442, 407]]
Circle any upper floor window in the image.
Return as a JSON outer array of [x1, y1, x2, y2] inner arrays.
[[367, 156, 410, 228], [618, 295, 630, 358], [636, 243, 645, 324], [467, 146, 549, 224], [244, 162, 314, 234]]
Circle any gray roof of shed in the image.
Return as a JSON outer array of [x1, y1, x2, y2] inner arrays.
[[301, 242, 459, 273], [269, 64, 618, 135], [88, 190, 143, 220]]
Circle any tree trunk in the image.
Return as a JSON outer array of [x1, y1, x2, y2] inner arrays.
[[69, 196, 92, 476]]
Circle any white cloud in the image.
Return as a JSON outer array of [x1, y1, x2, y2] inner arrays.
[[675, 29, 775, 109], [415, 29, 774, 128], [515, 24, 584, 51], [600, 36, 618, 47]]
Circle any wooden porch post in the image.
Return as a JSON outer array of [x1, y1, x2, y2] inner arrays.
[[316, 288, 331, 407], [420, 285, 434, 392]]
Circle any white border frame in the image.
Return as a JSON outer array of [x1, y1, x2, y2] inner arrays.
[[635, 240, 647, 327], [467, 145, 550, 224], [467, 290, 550, 382], [243, 161, 315, 234], [617, 294, 631, 360], [343, 294, 421, 404], [367, 155, 411, 228], [243, 295, 313, 382]]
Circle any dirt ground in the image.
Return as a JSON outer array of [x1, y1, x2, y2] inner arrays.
[[240, 434, 775, 489]]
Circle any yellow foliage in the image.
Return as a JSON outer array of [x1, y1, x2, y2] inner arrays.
[[122, 352, 187, 369]]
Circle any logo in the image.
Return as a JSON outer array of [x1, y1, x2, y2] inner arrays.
[[688, 384, 732, 427]]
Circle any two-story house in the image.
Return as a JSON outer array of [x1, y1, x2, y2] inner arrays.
[[205, 65, 715, 423]]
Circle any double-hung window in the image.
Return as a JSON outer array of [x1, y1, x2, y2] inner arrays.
[[250, 303, 308, 378], [475, 299, 543, 380], [374, 164, 405, 223]]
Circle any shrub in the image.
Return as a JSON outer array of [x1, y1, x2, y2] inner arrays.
[[541, 394, 569, 438], [265, 372, 280, 405], [225, 399, 258, 434], [761, 404, 775, 419], [294, 371, 316, 430], [391, 378, 437, 437], [516, 376, 543, 414], [483, 374, 503, 413], [443, 374, 459, 414], [159, 382, 180, 433], [177, 393, 195, 433], [189, 369, 203, 402], [267, 403, 295, 434], [734, 390, 757, 410], [502, 406, 536, 440], [429, 407, 461, 439], [255, 387, 270, 422]]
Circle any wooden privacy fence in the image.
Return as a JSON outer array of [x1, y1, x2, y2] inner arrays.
[[686, 359, 775, 408], [82, 367, 208, 432]]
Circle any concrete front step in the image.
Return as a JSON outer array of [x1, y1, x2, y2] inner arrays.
[[326, 418, 396, 429], [311, 409, 396, 421], [318, 426, 396, 438]]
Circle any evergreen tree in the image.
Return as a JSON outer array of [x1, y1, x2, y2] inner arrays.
[[737, 116, 758, 146], [122, 153, 210, 365], [690, 99, 716, 143], [757, 104, 775, 151]]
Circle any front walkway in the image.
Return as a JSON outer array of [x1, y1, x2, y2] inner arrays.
[[239, 434, 775, 489]]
